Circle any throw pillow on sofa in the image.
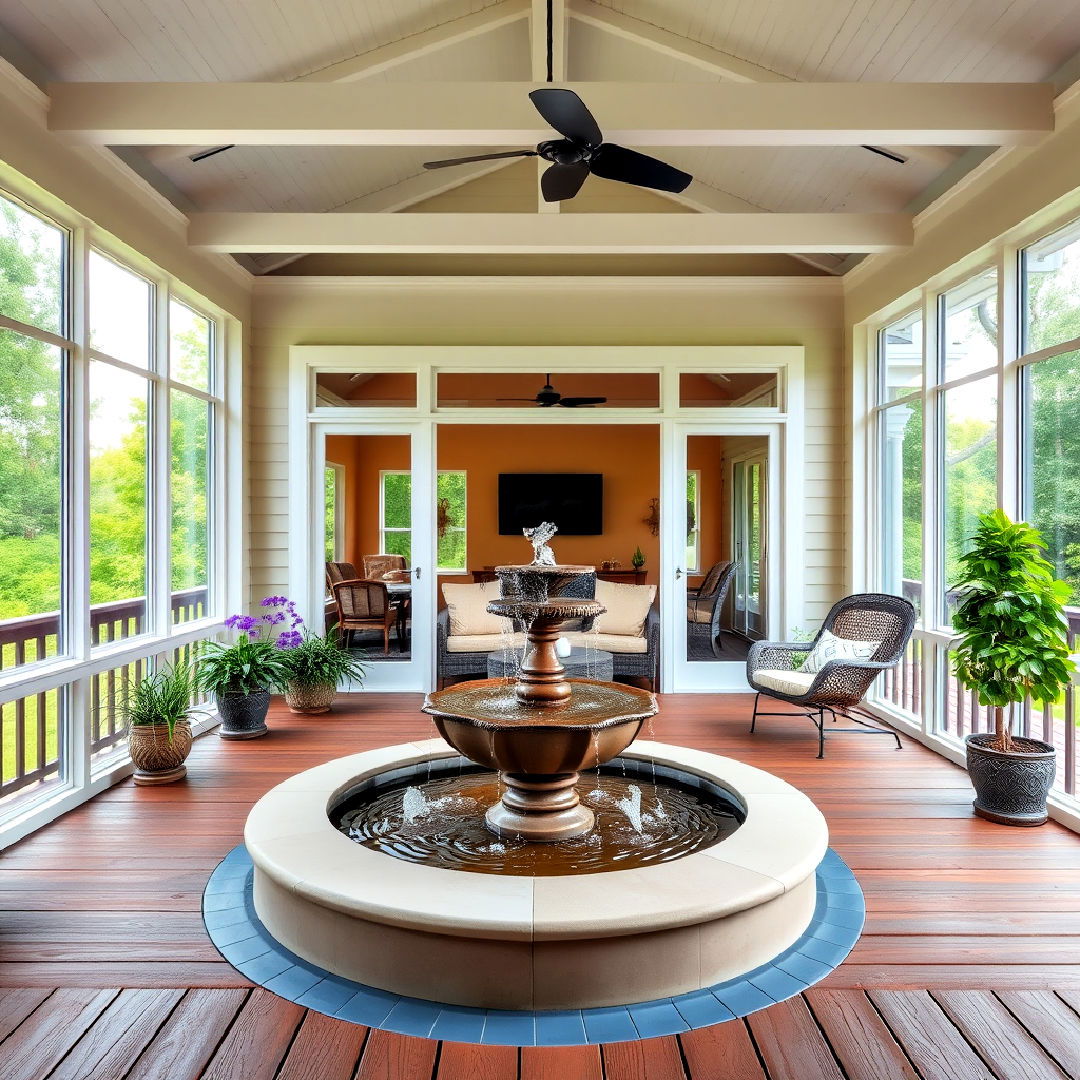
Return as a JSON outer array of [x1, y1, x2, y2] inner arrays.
[[442, 581, 505, 637], [594, 579, 656, 637]]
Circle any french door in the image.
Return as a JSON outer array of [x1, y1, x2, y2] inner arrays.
[[299, 422, 434, 692], [662, 424, 781, 692]]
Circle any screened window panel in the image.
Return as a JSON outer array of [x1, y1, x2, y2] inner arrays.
[[89, 252, 151, 368], [1024, 222, 1080, 354], [0, 331, 64, 665], [941, 270, 998, 382], [89, 362, 149, 642], [171, 389, 210, 623], [0, 194, 65, 336], [942, 376, 998, 616], [1026, 350, 1080, 607]]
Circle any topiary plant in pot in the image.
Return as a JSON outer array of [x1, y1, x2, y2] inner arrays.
[[125, 660, 195, 785], [280, 627, 367, 714], [951, 509, 1075, 826], [196, 635, 289, 740]]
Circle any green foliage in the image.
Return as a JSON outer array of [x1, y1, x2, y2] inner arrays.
[[195, 636, 289, 696], [124, 661, 194, 740], [951, 509, 1075, 750], [280, 628, 366, 690], [632, 545, 645, 568]]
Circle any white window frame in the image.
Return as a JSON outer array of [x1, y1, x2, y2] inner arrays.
[[324, 461, 345, 563], [0, 168, 242, 848], [436, 470, 468, 574], [379, 469, 412, 564], [854, 191, 1080, 833], [380, 469, 468, 574]]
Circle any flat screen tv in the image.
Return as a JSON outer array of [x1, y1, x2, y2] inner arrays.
[[498, 473, 603, 536]]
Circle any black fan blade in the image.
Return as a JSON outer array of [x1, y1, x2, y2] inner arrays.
[[423, 150, 537, 170], [590, 144, 692, 193], [559, 397, 607, 407], [528, 88, 603, 148], [541, 162, 590, 202]]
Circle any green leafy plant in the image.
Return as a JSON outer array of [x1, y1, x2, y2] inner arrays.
[[124, 661, 194, 741], [280, 628, 366, 690], [195, 635, 290, 697], [631, 546, 645, 569], [951, 509, 1075, 752]]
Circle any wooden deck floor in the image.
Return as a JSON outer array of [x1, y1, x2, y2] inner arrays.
[[2, 693, 1080, 1078]]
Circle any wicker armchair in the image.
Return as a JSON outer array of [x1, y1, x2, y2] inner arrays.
[[362, 554, 408, 581], [747, 593, 915, 758], [687, 560, 737, 658], [330, 578, 401, 655]]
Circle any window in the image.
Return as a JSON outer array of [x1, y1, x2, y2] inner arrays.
[[685, 470, 700, 572], [380, 470, 467, 572], [324, 463, 344, 562], [437, 471, 467, 572], [1023, 220, 1080, 354], [0, 181, 231, 831], [0, 196, 67, 667], [940, 270, 997, 381]]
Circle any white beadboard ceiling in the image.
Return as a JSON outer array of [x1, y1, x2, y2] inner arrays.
[[3, 0, 1080, 268]]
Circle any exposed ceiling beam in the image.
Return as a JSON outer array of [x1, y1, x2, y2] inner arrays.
[[660, 184, 845, 273], [569, 0, 958, 170], [50, 81, 1053, 147], [301, 0, 530, 82], [187, 211, 912, 254]]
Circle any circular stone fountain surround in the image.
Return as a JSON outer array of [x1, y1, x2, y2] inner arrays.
[[245, 738, 828, 1011]]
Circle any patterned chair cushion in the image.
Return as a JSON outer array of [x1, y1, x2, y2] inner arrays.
[[802, 629, 881, 674]]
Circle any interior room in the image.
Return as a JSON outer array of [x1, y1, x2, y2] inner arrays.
[[3, 1, 1080, 1077]]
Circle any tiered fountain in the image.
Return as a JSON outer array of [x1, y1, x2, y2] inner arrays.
[[245, 526, 829, 1010]]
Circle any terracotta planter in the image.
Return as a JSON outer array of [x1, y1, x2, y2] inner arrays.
[[285, 681, 337, 714], [217, 690, 271, 739], [966, 733, 1056, 826], [129, 719, 193, 785]]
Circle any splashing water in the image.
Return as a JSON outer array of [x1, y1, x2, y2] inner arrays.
[[402, 786, 427, 824], [615, 784, 644, 832]]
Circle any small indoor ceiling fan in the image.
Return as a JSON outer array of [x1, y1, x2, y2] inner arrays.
[[499, 375, 607, 408], [422, 88, 693, 203]]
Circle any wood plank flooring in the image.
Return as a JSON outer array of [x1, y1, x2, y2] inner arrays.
[[1, 693, 1079, 1079]]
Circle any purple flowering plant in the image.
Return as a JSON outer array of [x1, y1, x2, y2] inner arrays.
[[225, 596, 305, 649]]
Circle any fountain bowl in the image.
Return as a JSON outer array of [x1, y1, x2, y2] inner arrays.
[[423, 678, 657, 840]]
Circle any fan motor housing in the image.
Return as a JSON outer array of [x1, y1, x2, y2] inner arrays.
[[538, 139, 590, 165]]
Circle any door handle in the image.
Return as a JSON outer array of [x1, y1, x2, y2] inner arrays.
[[413, 566, 421, 580], [675, 568, 684, 580]]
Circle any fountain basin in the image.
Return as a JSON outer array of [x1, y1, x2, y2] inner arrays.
[[245, 738, 829, 1010]]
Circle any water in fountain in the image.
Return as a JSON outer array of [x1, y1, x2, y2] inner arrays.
[[333, 759, 742, 876]]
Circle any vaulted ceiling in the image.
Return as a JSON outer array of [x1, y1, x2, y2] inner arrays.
[[3, 0, 1080, 276]]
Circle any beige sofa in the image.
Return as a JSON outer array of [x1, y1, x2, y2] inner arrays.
[[436, 579, 659, 688]]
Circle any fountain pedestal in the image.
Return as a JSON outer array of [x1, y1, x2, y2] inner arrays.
[[486, 771, 594, 840], [423, 562, 657, 842]]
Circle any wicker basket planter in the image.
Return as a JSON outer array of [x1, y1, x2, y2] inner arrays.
[[129, 719, 193, 786], [285, 681, 337, 714], [217, 690, 271, 740], [966, 734, 1056, 827]]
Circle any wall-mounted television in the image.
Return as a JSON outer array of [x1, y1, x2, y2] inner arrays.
[[498, 473, 603, 536]]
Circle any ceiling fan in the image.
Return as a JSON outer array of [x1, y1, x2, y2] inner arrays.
[[422, 88, 693, 203], [498, 375, 607, 408]]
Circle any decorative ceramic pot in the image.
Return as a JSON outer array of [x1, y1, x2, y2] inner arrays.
[[129, 719, 193, 785], [216, 690, 271, 740], [965, 733, 1056, 826], [285, 681, 336, 714]]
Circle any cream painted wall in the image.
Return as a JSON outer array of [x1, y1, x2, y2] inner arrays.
[[248, 279, 846, 625]]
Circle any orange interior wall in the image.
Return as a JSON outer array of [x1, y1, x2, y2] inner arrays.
[[324, 426, 733, 596]]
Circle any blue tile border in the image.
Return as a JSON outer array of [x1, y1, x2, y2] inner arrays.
[[203, 844, 864, 1046]]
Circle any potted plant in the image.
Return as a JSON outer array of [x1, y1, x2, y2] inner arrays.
[[280, 628, 366, 714], [197, 597, 303, 738], [631, 546, 646, 570], [196, 635, 289, 739], [125, 661, 195, 785], [951, 509, 1074, 826]]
